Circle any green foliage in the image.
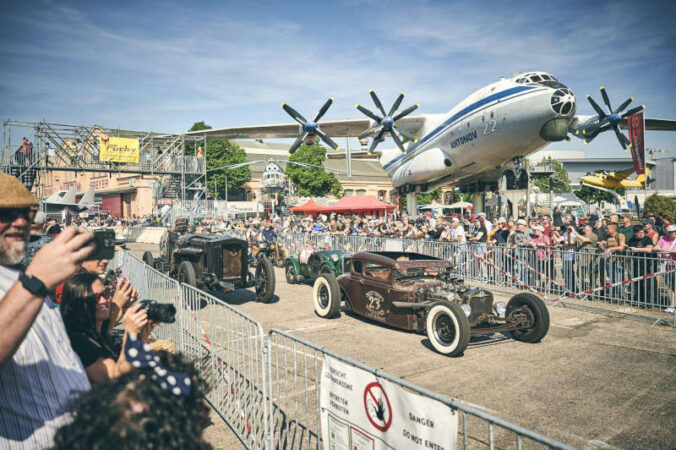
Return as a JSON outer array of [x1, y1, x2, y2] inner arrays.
[[184, 122, 213, 156], [644, 193, 676, 218], [206, 140, 251, 198], [287, 144, 342, 197], [574, 170, 625, 205], [189, 121, 212, 132], [533, 157, 572, 193], [416, 190, 441, 205]]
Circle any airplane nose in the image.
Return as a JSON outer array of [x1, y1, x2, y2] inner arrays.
[[550, 88, 576, 117]]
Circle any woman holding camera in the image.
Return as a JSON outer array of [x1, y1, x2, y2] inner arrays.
[[61, 272, 156, 384]]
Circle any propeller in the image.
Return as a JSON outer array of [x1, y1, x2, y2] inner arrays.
[[281, 98, 341, 154], [355, 90, 420, 154], [576, 86, 644, 150]]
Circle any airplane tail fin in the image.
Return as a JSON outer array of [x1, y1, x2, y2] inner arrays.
[[80, 185, 95, 205], [61, 186, 77, 204]]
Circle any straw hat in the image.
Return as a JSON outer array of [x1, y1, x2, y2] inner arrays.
[[0, 173, 38, 209]]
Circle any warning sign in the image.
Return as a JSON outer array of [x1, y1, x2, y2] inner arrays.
[[320, 355, 457, 450]]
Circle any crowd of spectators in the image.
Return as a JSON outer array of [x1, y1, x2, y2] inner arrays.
[[0, 173, 211, 449]]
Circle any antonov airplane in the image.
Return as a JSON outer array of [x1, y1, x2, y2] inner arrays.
[[185, 71, 676, 211]]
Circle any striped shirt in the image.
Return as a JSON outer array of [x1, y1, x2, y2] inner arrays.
[[0, 265, 90, 449]]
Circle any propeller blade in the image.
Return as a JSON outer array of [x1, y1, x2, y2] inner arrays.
[[368, 128, 385, 154], [390, 129, 406, 153], [369, 89, 387, 116], [314, 97, 334, 122], [586, 95, 606, 118], [358, 125, 380, 140], [614, 97, 633, 114], [356, 104, 381, 122], [288, 133, 306, 154], [392, 103, 420, 121], [287, 161, 345, 174], [388, 92, 405, 117], [622, 105, 645, 118], [281, 103, 307, 125], [612, 124, 629, 150], [393, 125, 417, 142], [315, 129, 341, 151], [600, 86, 612, 113]]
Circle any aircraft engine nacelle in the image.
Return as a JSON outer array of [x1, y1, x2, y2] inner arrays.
[[392, 147, 452, 188]]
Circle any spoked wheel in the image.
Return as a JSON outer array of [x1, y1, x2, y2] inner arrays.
[[507, 293, 550, 343], [255, 257, 276, 303], [177, 260, 196, 287], [425, 302, 470, 357], [275, 248, 286, 268], [313, 273, 341, 318], [142, 251, 154, 267], [285, 261, 297, 284]]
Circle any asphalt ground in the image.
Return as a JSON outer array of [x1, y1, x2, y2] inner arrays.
[[128, 243, 676, 449]]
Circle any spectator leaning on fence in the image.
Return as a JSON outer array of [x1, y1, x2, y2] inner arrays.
[[654, 224, 676, 313], [0, 173, 94, 449], [626, 224, 655, 306]]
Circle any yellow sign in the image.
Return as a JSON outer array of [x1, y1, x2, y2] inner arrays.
[[99, 136, 139, 163]]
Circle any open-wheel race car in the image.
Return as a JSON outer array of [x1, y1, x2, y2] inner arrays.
[[284, 250, 350, 284], [312, 251, 549, 356], [144, 229, 275, 303]]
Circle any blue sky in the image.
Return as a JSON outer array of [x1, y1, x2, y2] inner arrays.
[[1, 0, 675, 158]]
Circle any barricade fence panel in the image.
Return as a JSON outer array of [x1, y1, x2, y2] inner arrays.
[[267, 329, 574, 450], [278, 233, 675, 326]]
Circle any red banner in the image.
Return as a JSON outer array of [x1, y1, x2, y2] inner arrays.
[[627, 111, 645, 174]]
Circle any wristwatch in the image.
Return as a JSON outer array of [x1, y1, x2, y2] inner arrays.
[[18, 273, 49, 297]]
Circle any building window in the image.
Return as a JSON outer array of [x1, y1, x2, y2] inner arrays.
[[444, 192, 453, 205], [344, 189, 354, 196], [378, 190, 386, 202], [356, 189, 366, 196]]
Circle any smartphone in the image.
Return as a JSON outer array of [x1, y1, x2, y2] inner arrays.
[[84, 229, 116, 261]]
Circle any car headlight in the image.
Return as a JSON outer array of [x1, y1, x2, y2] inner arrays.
[[460, 303, 471, 317], [493, 301, 506, 316], [331, 254, 339, 262]]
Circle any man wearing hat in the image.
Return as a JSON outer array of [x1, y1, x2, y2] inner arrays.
[[0, 173, 94, 448]]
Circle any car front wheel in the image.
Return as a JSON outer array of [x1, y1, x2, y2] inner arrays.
[[255, 257, 276, 303], [313, 273, 341, 318], [177, 260, 196, 287], [506, 293, 550, 343], [425, 302, 470, 357], [142, 250, 154, 267]]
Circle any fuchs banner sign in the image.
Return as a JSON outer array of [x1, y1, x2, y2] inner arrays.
[[627, 111, 645, 175], [99, 136, 140, 163]]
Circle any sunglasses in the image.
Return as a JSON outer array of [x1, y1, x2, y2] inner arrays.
[[0, 208, 36, 223]]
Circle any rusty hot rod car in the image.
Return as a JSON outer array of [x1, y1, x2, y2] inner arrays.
[[312, 251, 549, 356]]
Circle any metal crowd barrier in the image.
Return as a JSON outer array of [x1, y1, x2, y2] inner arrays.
[[279, 232, 676, 327], [267, 329, 574, 450], [109, 248, 576, 449]]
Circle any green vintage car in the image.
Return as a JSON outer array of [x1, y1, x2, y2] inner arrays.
[[284, 250, 351, 284]]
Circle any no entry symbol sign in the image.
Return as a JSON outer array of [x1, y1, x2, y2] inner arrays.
[[363, 381, 392, 432]]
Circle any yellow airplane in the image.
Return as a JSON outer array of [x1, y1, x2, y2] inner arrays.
[[581, 167, 653, 189]]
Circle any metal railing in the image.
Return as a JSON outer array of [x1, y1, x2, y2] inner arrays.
[[108, 248, 576, 449]]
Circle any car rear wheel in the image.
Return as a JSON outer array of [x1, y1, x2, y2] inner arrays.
[[507, 293, 549, 343], [177, 260, 196, 287], [426, 302, 470, 357], [142, 251, 154, 267], [255, 257, 276, 303], [313, 273, 341, 318], [285, 261, 297, 284]]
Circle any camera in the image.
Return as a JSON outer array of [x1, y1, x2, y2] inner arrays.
[[138, 299, 176, 324], [85, 229, 116, 261]]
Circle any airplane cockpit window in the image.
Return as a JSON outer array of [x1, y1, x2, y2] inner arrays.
[[530, 75, 542, 82]]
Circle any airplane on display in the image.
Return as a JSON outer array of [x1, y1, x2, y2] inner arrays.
[[581, 168, 653, 190], [42, 185, 99, 213], [186, 71, 676, 213]]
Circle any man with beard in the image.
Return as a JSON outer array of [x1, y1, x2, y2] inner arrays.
[[0, 173, 95, 449]]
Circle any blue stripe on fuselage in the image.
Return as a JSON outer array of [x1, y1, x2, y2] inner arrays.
[[383, 85, 541, 171]]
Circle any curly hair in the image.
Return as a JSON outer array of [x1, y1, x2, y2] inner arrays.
[[53, 351, 212, 450]]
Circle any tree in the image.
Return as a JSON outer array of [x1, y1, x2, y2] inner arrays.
[[286, 144, 342, 197], [644, 193, 676, 218], [184, 121, 212, 156], [416, 189, 442, 205], [533, 157, 572, 193], [205, 140, 251, 199], [574, 170, 626, 205]]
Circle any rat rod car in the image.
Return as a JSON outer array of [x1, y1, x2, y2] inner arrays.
[[284, 250, 350, 284], [144, 229, 275, 303], [313, 251, 549, 356]]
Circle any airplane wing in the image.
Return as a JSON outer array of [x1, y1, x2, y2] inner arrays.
[[605, 167, 635, 182], [183, 116, 429, 140], [619, 117, 676, 131]]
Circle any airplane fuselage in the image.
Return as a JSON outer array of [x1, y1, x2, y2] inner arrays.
[[385, 72, 576, 191]]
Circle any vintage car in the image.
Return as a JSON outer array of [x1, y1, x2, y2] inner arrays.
[[144, 229, 275, 303], [284, 250, 350, 284], [313, 251, 549, 356]]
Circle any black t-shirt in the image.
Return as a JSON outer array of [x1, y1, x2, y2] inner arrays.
[[67, 328, 120, 368], [627, 236, 653, 249], [476, 226, 488, 243], [496, 229, 510, 244]]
